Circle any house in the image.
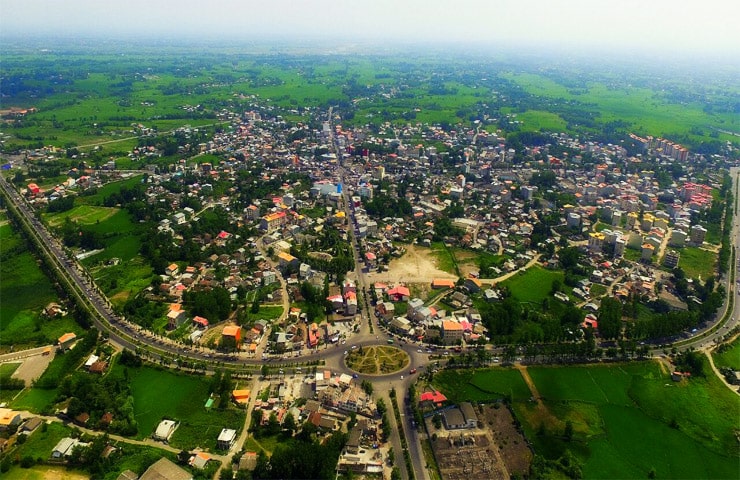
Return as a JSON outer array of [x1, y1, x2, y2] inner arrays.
[[387, 285, 410, 302], [346, 425, 362, 454], [140, 457, 193, 480], [239, 452, 258, 471], [222, 325, 242, 348], [0, 408, 22, 430], [232, 389, 250, 405], [442, 408, 467, 430], [192, 316, 209, 329], [51, 437, 88, 458], [57, 332, 77, 351], [459, 402, 478, 428], [217, 428, 237, 449], [464, 277, 482, 293], [165, 263, 180, 277], [190, 451, 212, 469], [153, 419, 178, 441], [20, 416, 43, 434], [419, 390, 447, 407], [431, 279, 456, 289]]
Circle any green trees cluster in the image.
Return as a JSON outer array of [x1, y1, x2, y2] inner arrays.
[[183, 287, 232, 322], [209, 370, 234, 410], [47, 195, 75, 213], [253, 430, 346, 479]]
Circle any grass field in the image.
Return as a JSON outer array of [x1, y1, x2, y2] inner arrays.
[[712, 337, 740, 370], [44, 205, 120, 227], [10, 388, 59, 413], [429, 242, 457, 275], [501, 266, 564, 304], [676, 246, 717, 280], [3, 466, 89, 480], [437, 361, 740, 479], [0, 362, 21, 378], [248, 305, 284, 322], [432, 368, 531, 403], [120, 364, 244, 450], [0, 222, 83, 349]]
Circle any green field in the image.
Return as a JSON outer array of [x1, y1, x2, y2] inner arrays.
[[435, 361, 740, 479], [44, 205, 120, 227], [429, 242, 457, 276], [432, 368, 531, 403], [10, 388, 59, 413], [712, 337, 740, 370], [676, 246, 717, 280], [0, 223, 83, 349], [248, 305, 284, 322], [501, 266, 564, 304], [121, 364, 245, 450]]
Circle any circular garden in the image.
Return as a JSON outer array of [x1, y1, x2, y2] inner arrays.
[[344, 345, 410, 375]]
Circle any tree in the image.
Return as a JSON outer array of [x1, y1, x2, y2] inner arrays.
[[282, 412, 296, 435], [564, 420, 574, 441], [598, 297, 623, 340]]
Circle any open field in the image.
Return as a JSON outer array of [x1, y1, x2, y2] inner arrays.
[[344, 346, 409, 375], [3, 466, 90, 480], [119, 364, 245, 450], [10, 388, 59, 413], [435, 361, 740, 479], [500, 266, 564, 304], [367, 244, 457, 284], [432, 368, 531, 403], [676, 246, 717, 280], [712, 337, 740, 370], [44, 205, 119, 227]]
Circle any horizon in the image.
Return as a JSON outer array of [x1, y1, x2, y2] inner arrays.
[[1, 0, 739, 61]]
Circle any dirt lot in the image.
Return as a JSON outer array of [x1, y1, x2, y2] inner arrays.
[[430, 430, 507, 480], [480, 403, 533, 477], [2, 348, 57, 384], [426, 402, 532, 480], [368, 244, 457, 284]]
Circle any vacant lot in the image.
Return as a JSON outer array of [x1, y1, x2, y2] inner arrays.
[[345, 346, 409, 375], [369, 244, 457, 284], [433, 368, 531, 404], [676, 246, 717, 280]]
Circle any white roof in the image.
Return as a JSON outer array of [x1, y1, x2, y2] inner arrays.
[[218, 428, 237, 442], [84, 354, 99, 367], [154, 419, 177, 440]]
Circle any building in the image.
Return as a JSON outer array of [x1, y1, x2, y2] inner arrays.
[[140, 457, 193, 480], [153, 419, 177, 441], [442, 403, 478, 430], [0, 409, 22, 430], [690, 225, 707, 244], [260, 211, 288, 233], [441, 320, 464, 344], [51, 437, 88, 459], [57, 332, 77, 351], [222, 325, 242, 348], [217, 428, 237, 450], [663, 250, 680, 269], [232, 389, 250, 405]]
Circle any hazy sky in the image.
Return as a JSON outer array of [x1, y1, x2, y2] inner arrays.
[[2, 0, 738, 56]]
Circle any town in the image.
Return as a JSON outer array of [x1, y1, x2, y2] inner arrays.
[[1, 31, 739, 480]]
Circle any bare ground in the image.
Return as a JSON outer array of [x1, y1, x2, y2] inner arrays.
[[368, 244, 457, 284], [8, 349, 57, 384]]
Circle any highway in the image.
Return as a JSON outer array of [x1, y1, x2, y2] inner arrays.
[[2, 147, 738, 479]]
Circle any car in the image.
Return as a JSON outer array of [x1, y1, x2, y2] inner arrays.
[[417, 349, 423, 353], [351, 345, 358, 350], [352, 373, 359, 378], [443, 351, 449, 356], [409, 368, 417, 374], [344, 350, 348, 355], [400, 375, 404, 380]]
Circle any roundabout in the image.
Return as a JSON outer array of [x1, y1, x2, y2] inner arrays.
[[344, 345, 410, 375]]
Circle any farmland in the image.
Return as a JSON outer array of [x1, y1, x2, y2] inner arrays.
[[433, 361, 740, 479], [0, 222, 82, 350]]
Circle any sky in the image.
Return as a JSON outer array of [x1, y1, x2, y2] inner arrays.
[[1, 0, 739, 56]]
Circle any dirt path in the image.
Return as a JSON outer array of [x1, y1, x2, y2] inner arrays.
[[704, 350, 740, 396]]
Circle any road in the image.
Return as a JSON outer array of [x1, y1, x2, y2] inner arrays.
[[2, 143, 739, 478]]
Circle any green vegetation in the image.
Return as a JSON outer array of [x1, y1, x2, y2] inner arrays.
[[432, 368, 530, 403], [429, 242, 457, 276], [713, 337, 740, 370], [121, 364, 244, 450], [501, 266, 564, 304], [676, 247, 717, 280], [10, 388, 59, 413], [435, 361, 739, 480], [0, 222, 82, 349]]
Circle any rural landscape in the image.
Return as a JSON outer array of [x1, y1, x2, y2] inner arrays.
[[1, 2, 740, 480]]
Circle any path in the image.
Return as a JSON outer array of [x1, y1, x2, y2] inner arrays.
[[479, 254, 542, 285], [704, 350, 740, 396]]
